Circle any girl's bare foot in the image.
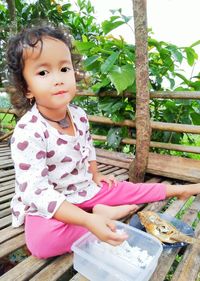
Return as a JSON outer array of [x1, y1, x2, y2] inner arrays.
[[166, 183, 200, 200], [93, 204, 139, 220]]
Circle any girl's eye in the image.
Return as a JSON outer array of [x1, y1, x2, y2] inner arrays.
[[61, 67, 70, 72], [38, 70, 48, 76]]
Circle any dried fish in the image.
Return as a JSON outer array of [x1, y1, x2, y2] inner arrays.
[[138, 211, 200, 244]]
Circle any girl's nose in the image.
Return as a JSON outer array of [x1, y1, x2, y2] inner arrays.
[[54, 73, 64, 85], [55, 80, 64, 86]]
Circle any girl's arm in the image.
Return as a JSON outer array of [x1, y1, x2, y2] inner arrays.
[[54, 200, 128, 245]]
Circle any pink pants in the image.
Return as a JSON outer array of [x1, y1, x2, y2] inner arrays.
[[25, 181, 166, 258]]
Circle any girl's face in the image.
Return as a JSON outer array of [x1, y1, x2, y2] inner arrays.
[[23, 36, 76, 116]]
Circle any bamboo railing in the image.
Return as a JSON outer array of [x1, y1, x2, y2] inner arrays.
[[1, 89, 200, 154]]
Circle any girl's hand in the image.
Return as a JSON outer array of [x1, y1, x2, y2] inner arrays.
[[93, 173, 117, 188], [85, 213, 128, 246]]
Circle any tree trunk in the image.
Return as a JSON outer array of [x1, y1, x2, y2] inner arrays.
[[6, 0, 17, 34], [129, 0, 151, 182]]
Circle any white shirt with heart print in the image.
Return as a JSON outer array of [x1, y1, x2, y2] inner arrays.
[[10, 103, 100, 227]]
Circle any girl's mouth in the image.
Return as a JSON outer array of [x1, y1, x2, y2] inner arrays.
[[53, 91, 67, 96]]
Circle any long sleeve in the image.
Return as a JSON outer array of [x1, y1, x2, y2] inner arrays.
[[11, 121, 66, 226]]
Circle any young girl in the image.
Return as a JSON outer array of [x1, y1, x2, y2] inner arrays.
[[7, 25, 200, 259]]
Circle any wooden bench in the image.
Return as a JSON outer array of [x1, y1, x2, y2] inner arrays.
[[1, 141, 200, 281]]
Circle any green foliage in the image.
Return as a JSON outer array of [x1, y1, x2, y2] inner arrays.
[[0, 0, 200, 154]]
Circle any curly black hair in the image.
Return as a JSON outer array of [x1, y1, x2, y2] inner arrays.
[[7, 24, 80, 115]]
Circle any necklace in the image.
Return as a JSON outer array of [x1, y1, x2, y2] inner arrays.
[[39, 111, 70, 129]]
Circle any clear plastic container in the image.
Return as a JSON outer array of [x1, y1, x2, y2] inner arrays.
[[72, 221, 163, 281]]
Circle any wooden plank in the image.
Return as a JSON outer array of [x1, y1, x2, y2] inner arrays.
[[0, 184, 15, 192], [0, 233, 25, 258], [29, 254, 73, 281], [0, 143, 9, 147], [97, 148, 200, 183], [0, 214, 12, 229], [147, 153, 200, 183], [0, 159, 13, 165], [171, 225, 200, 281], [0, 201, 10, 211], [97, 162, 106, 169], [96, 156, 129, 169], [70, 274, 88, 281], [0, 174, 15, 183], [0, 180, 15, 188], [96, 148, 133, 162], [0, 225, 24, 243], [0, 163, 14, 169], [0, 150, 11, 154], [116, 174, 129, 181], [0, 187, 14, 196], [0, 193, 13, 204], [112, 168, 128, 176], [0, 208, 11, 218], [101, 166, 120, 175], [0, 147, 11, 151], [98, 165, 113, 172], [0, 255, 50, 281]]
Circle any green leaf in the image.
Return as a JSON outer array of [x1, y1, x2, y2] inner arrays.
[[148, 38, 161, 51], [0, 4, 7, 12], [190, 81, 200, 91], [175, 73, 191, 86], [166, 45, 183, 63], [100, 52, 119, 74], [91, 78, 110, 93], [121, 15, 132, 23], [107, 128, 122, 148], [111, 113, 125, 122], [190, 40, 200, 48], [99, 97, 122, 113], [160, 49, 174, 71], [102, 19, 125, 34], [185, 47, 198, 66], [190, 112, 200, 125], [84, 55, 99, 68], [166, 77, 175, 89], [74, 41, 96, 53], [108, 65, 135, 93]]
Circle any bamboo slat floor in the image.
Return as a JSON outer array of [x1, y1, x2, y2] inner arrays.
[[0, 141, 200, 281]]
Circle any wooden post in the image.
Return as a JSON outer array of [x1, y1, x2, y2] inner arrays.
[[6, 0, 17, 34], [129, 0, 151, 182]]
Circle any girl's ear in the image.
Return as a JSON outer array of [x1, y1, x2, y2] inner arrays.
[[26, 91, 35, 106], [25, 89, 34, 100]]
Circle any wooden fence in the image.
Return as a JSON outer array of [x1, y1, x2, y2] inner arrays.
[[0, 88, 200, 154]]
